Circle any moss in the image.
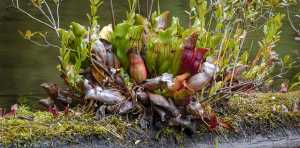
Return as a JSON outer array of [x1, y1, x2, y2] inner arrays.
[[1, 91, 300, 145], [0, 106, 127, 145], [155, 127, 185, 144], [224, 91, 300, 134]]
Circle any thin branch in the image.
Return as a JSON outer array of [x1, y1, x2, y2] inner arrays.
[[37, 6, 55, 26], [286, 6, 300, 35], [56, 0, 60, 29], [110, 0, 116, 29], [217, 28, 229, 61], [44, 0, 57, 28], [29, 39, 58, 48], [146, 0, 149, 18], [229, 31, 247, 87], [148, 0, 154, 19], [11, 0, 60, 36], [14, 5, 56, 30], [26, 34, 61, 49]]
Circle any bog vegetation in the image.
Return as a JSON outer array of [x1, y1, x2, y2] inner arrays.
[[1, 0, 300, 145]]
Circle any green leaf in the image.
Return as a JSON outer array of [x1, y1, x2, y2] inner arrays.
[[70, 22, 87, 38], [111, 22, 132, 69]]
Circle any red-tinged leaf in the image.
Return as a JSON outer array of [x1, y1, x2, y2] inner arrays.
[[2, 104, 18, 118], [47, 107, 52, 114], [11, 104, 18, 117], [11, 104, 18, 113], [209, 112, 218, 131], [171, 78, 194, 106], [219, 119, 233, 130], [180, 33, 209, 74], [183, 33, 198, 50], [64, 105, 69, 116], [129, 53, 148, 83], [180, 47, 209, 74], [48, 106, 59, 118], [169, 73, 190, 92], [2, 112, 15, 118]]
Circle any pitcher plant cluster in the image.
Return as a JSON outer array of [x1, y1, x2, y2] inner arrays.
[[10, 0, 297, 132]]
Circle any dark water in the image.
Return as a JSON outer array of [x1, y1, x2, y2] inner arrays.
[[0, 0, 299, 108]]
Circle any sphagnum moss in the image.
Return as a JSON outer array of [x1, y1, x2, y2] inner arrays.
[[224, 91, 300, 134], [0, 106, 126, 145], [1, 91, 300, 145]]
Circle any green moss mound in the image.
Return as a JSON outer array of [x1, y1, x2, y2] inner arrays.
[[1, 91, 299, 145], [0, 106, 127, 145], [224, 91, 300, 134]]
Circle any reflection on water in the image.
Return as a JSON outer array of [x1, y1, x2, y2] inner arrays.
[[0, 0, 299, 108]]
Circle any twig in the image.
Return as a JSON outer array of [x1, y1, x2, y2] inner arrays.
[[217, 28, 229, 61], [219, 81, 254, 92], [28, 39, 59, 49], [56, 0, 60, 29], [148, 0, 154, 19], [44, 0, 57, 28], [201, 80, 260, 104], [11, 0, 61, 37], [12, 2, 55, 30], [37, 7, 55, 26], [146, 0, 149, 18], [110, 0, 116, 29], [229, 31, 247, 87], [286, 6, 300, 35], [208, 83, 256, 104]]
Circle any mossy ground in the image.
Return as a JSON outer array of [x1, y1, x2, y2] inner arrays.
[[0, 91, 299, 146], [223, 91, 300, 135], [0, 106, 129, 145]]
